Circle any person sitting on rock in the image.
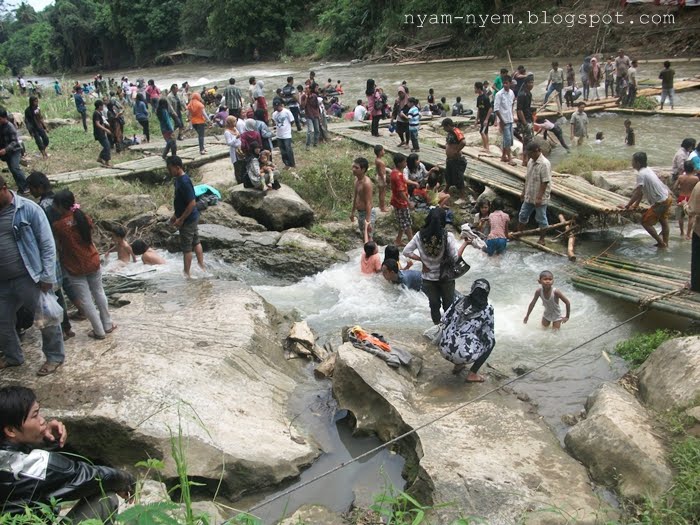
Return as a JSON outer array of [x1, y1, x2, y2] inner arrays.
[[0, 385, 135, 521], [131, 239, 166, 265]]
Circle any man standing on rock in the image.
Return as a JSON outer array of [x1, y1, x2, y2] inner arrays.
[[620, 152, 672, 248], [223, 78, 243, 118], [442, 118, 467, 203], [518, 142, 551, 245], [167, 156, 205, 277], [0, 176, 65, 375], [350, 157, 375, 240], [0, 385, 135, 519]]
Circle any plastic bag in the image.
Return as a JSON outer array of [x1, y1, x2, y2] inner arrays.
[[34, 291, 63, 329]]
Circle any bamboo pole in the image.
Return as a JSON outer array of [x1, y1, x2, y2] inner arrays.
[[516, 237, 567, 257], [558, 214, 576, 262], [510, 219, 574, 238]]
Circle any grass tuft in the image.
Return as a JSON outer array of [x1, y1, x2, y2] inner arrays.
[[613, 329, 679, 367]]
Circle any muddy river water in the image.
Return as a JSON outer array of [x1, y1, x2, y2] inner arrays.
[[99, 57, 698, 522]]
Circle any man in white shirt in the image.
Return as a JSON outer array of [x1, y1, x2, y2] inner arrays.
[[272, 100, 295, 168], [493, 76, 515, 163], [620, 151, 672, 248], [353, 100, 368, 121]]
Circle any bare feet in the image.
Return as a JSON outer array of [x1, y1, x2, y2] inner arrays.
[[465, 372, 485, 383], [654, 242, 668, 248]]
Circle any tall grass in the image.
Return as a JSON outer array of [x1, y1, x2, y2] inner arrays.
[[613, 329, 678, 367]]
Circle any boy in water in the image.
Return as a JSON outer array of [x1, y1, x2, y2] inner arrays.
[[452, 96, 464, 116], [105, 225, 136, 263], [374, 144, 388, 212], [624, 119, 635, 146], [523, 270, 571, 330], [131, 239, 166, 265], [673, 160, 699, 239], [390, 153, 413, 246]]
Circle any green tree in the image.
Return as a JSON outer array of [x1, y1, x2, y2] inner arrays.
[[29, 21, 59, 73], [0, 24, 32, 74]]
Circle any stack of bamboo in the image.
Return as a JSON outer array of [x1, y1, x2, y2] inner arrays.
[[572, 255, 700, 319]]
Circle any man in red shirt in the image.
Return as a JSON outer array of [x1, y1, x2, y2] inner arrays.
[[390, 153, 413, 246]]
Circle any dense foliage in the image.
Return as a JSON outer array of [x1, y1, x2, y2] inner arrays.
[[0, 0, 508, 74]]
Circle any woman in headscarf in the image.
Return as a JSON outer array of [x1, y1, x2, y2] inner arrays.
[[240, 118, 262, 157], [588, 57, 602, 101], [403, 208, 469, 324], [438, 279, 495, 383], [186, 92, 208, 155]]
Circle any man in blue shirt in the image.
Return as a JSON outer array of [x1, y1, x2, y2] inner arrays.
[[0, 176, 64, 375], [167, 156, 205, 278], [381, 259, 423, 292]]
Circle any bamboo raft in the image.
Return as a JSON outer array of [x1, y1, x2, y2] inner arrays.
[[607, 107, 700, 118], [572, 255, 700, 320], [48, 145, 230, 184]]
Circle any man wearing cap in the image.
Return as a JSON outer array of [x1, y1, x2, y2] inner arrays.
[[442, 118, 467, 202]]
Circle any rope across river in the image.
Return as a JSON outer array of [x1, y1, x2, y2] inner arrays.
[[246, 309, 649, 515]]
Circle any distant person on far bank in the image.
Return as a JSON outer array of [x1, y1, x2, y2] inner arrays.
[[167, 156, 205, 278], [659, 61, 675, 110], [619, 151, 672, 248]]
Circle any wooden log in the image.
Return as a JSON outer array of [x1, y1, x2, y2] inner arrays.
[[558, 214, 576, 262], [314, 353, 337, 379], [510, 219, 574, 239], [515, 237, 567, 257]]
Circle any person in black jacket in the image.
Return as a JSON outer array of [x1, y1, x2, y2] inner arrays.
[[0, 386, 134, 522], [0, 109, 29, 193]]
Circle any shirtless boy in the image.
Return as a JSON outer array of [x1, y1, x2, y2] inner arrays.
[[350, 157, 375, 240], [523, 270, 571, 330], [131, 239, 166, 265], [374, 144, 388, 212], [673, 160, 699, 238], [106, 225, 135, 263]]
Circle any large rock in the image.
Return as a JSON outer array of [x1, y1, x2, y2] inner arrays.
[[2, 280, 318, 501], [179, 224, 348, 281], [199, 202, 266, 232], [332, 343, 613, 524], [589, 167, 672, 198], [637, 336, 700, 411], [565, 383, 672, 500], [197, 158, 237, 189], [101, 194, 157, 212], [279, 504, 344, 525], [230, 184, 315, 231]]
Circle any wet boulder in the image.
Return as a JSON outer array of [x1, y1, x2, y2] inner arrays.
[[588, 167, 672, 198], [2, 280, 318, 501], [199, 202, 266, 232], [229, 184, 315, 231], [637, 336, 700, 411], [565, 383, 672, 500], [332, 343, 613, 524]]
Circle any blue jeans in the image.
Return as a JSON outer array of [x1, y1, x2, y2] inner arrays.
[[306, 117, 319, 146], [502, 122, 513, 148], [2, 150, 28, 191], [543, 83, 563, 105], [97, 134, 111, 162], [484, 238, 508, 256], [518, 202, 549, 228], [0, 274, 64, 365], [409, 128, 419, 150], [278, 138, 295, 167]]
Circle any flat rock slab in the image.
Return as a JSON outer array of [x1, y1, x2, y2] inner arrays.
[[2, 280, 317, 500], [333, 343, 612, 524], [565, 383, 672, 500], [637, 335, 700, 411]]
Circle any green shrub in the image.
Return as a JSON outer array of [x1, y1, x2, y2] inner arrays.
[[613, 329, 678, 367], [632, 96, 658, 111], [556, 153, 629, 178]]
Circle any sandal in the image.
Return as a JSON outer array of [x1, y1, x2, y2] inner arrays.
[[88, 330, 106, 340], [37, 361, 62, 376], [105, 324, 118, 334]]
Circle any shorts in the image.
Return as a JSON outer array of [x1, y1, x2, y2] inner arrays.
[[518, 202, 549, 228], [479, 120, 490, 136], [357, 208, 377, 236], [642, 196, 672, 227], [179, 218, 200, 252], [502, 122, 513, 148], [676, 194, 689, 219], [445, 157, 467, 190], [518, 122, 534, 146], [484, 238, 507, 256], [395, 207, 412, 231]]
